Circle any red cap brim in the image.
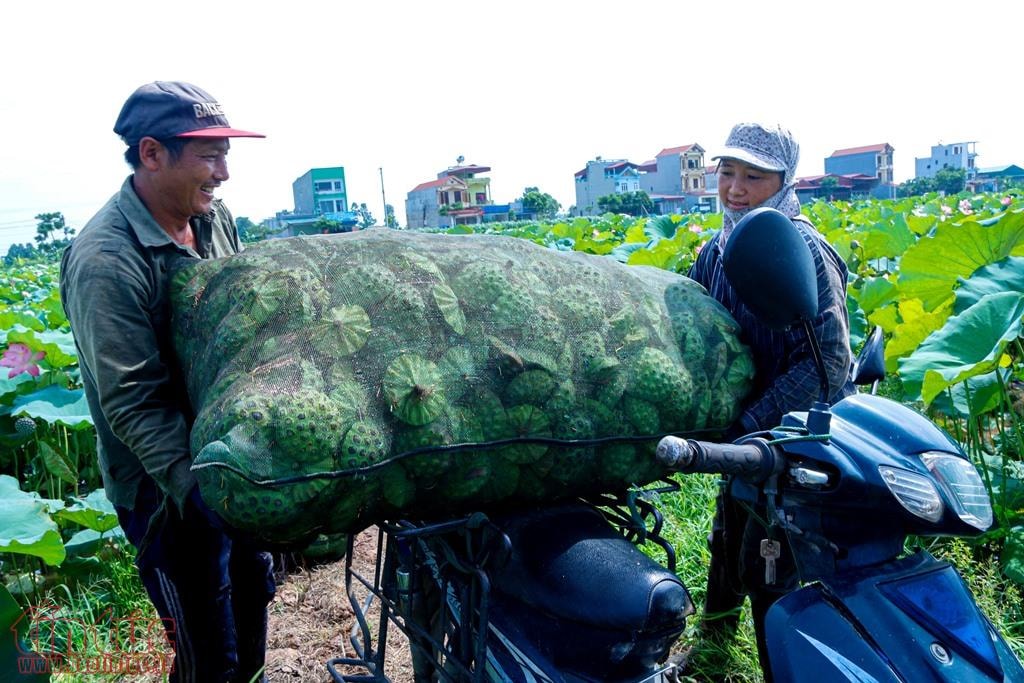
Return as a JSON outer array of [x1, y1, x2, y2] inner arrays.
[[177, 127, 266, 139]]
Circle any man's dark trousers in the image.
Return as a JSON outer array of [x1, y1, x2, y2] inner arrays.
[[116, 477, 275, 683]]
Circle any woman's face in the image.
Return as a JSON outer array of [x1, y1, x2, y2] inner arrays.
[[717, 159, 783, 211]]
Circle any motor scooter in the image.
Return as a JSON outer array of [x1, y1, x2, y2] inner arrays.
[[656, 207, 1024, 681], [328, 208, 1024, 682]]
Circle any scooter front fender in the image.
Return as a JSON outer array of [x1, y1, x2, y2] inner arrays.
[[763, 552, 1023, 682]]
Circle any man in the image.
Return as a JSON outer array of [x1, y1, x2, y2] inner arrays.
[[60, 81, 274, 682]]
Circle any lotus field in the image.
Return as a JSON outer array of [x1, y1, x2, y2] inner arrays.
[[2, 190, 1023, 669]]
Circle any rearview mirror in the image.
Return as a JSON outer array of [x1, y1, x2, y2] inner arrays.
[[722, 207, 818, 330]]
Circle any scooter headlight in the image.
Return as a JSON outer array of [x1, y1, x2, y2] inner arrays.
[[921, 452, 993, 531], [879, 466, 944, 523]]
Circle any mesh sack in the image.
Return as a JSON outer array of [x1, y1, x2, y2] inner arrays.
[[170, 231, 754, 543]]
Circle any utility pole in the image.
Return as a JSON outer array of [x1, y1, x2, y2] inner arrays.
[[379, 167, 388, 228]]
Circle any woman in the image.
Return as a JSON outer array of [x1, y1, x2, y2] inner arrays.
[[687, 122, 855, 677]]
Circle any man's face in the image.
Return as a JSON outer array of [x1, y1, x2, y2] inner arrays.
[[159, 138, 231, 218], [717, 159, 783, 212]]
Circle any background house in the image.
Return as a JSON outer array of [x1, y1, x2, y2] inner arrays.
[[795, 174, 881, 203], [915, 141, 977, 180], [267, 166, 358, 236], [968, 164, 1024, 192], [405, 163, 510, 229], [573, 144, 714, 216], [824, 143, 895, 199], [572, 159, 642, 216]]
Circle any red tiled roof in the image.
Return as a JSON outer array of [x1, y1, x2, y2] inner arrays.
[[657, 144, 696, 157], [411, 178, 448, 192], [829, 143, 891, 157], [638, 159, 658, 171]]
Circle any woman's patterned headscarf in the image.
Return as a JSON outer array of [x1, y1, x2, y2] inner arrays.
[[715, 123, 801, 245]]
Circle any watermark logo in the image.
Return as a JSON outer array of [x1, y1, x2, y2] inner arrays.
[[11, 602, 175, 675]]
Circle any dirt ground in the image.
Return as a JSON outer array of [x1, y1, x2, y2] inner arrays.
[[264, 527, 414, 682]]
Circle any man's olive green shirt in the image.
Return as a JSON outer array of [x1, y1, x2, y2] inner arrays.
[[60, 176, 241, 513]]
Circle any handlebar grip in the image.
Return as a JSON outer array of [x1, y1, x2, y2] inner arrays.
[[656, 436, 771, 479]]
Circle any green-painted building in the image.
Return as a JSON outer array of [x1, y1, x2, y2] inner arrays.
[[293, 167, 349, 217], [268, 166, 358, 237]]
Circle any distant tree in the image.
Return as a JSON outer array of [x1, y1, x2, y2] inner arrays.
[[596, 194, 622, 214], [351, 202, 375, 228], [4, 242, 38, 264], [518, 187, 561, 218], [236, 216, 274, 243], [934, 167, 966, 195], [898, 176, 936, 198], [818, 176, 839, 199], [598, 191, 651, 216], [384, 204, 399, 229], [33, 212, 76, 254]]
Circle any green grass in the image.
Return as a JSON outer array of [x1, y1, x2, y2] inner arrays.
[[20, 541, 172, 682], [640, 474, 763, 681]]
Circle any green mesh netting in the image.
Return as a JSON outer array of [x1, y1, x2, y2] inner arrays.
[[170, 230, 753, 543]]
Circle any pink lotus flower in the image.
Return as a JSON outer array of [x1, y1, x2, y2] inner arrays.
[[941, 205, 953, 216], [959, 199, 973, 215], [689, 224, 703, 233], [592, 229, 600, 238], [0, 343, 45, 378], [1002, 196, 1013, 207]]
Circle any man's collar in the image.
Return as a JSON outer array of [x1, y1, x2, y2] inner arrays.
[[115, 175, 211, 251]]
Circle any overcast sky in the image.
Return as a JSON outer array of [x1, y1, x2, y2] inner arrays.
[[2, 0, 1020, 253]]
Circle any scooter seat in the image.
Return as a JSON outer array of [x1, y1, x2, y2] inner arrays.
[[489, 503, 691, 633]]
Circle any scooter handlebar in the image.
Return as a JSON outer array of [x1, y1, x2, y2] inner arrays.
[[656, 436, 774, 480]]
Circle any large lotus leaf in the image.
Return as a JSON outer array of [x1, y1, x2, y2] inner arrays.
[[0, 475, 65, 565], [906, 213, 938, 236], [878, 298, 953, 374], [847, 298, 867, 351], [609, 242, 649, 263], [55, 489, 120, 533], [861, 213, 915, 261], [954, 256, 1024, 315], [1004, 525, 1024, 586], [853, 276, 898, 317], [898, 292, 1024, 405], [627, 231, 694, 271], [0, 311, 46, 332], [12, 386, 94, 429], [644, 215, 681, 240], [928, 368, 1010, 418], [898, 210, 1024, 311], [0, 372, 35, 405]]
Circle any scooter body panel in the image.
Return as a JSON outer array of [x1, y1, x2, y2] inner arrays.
[[764, 552, 1024, 682]]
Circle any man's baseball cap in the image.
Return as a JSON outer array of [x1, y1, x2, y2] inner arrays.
[[113, 81, 265, 146], [711, 122, 798, 175]]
